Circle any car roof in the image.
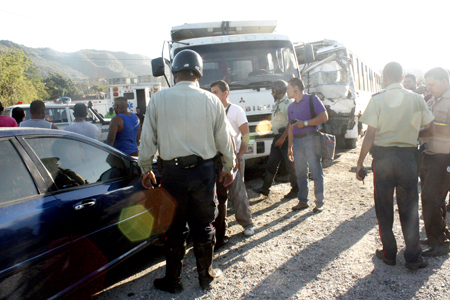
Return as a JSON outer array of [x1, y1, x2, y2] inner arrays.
[[5, 103, 74, 109], [0, 128, 128, 158]]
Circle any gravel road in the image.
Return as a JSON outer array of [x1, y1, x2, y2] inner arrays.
[[90, 141, 450, 300]]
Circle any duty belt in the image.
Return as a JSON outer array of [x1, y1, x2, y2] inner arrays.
[[293, 131, 317, 139], [158, 155, 213, 170]]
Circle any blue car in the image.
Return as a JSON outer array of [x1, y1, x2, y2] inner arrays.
[[0, 128, 173, 299]]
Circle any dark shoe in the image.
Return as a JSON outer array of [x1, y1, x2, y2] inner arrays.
[[422, 244, 450, 257], [375, 249, 396, 266], [313, 204, 324, 213], [215, 237, 229, 250], [292, 203, 309, 211], [154, 245, 186, 294], [405, 257, 428, 270], [194, 241, 222, 290], [419, 238, 430, 246], [253, 172, 275, 196], [283, 187, 299, 199], [154, 277, 183, 294]]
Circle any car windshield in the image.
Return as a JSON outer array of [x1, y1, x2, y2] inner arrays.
[[175, 40, 299, 90]]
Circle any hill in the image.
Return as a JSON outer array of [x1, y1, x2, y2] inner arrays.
[[0, 40, 152, 80]]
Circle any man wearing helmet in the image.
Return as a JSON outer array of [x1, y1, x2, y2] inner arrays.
[[138, 50, 235, 293], [253, 80, 299, 199]]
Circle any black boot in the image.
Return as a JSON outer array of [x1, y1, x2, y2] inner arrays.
[[283, 179, 299, 199], [193, 241, 222, 290], [253, 172, 275, 196], [154, 244, 186, 294]]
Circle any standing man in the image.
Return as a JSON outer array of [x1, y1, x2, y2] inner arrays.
[[356, 62, 434, 269], [253, 80, 299, 199], [105, 97, 140, 156], [135, 106, 145, 124], [105, 107, 116, 118], [138, 50, 235, 293], [20, 100, 58, 129], [64, 103, 99, 139], [210, 80, 254, 243], [420, 67, 450, 256], [0, 102, 17, 127], [287, 78, 328, 212]]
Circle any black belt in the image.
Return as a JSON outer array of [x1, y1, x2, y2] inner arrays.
[[294, 131, 317, 138], [371, 145, 417, 154], [159, 155, 213, 170]]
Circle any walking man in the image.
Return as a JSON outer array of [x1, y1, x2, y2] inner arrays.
[[210, 80, 254, 244], [356, 62, 434, 269], [253, 80, 298, 199], [138, 50, 235, 293], [419, 67, 450, 257], [287, 78, 328, 212]]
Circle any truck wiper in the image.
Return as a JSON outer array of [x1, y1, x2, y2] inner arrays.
[[229, 81, 272, 90]]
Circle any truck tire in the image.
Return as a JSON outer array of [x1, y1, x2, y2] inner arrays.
[[345, 138, 357, 149]]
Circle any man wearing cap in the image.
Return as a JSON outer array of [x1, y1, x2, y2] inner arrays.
[[64, 103, 99, 139], [138, 50, 235, 293]]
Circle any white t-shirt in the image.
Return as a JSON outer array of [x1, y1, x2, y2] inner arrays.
[[225, 103, 248, 150], [64, 121, 100, 140]]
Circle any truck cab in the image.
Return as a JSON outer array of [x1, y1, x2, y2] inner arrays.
[[153, 21, 308, 164]]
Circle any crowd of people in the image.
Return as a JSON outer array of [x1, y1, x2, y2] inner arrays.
[[1, 50, 449, 292]]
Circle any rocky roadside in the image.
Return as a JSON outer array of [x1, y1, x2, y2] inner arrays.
[[92, 142, 450, 300]]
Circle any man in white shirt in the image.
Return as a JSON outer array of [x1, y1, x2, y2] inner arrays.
[[210, 80, 254, 245], [64, 103, 99, 140]]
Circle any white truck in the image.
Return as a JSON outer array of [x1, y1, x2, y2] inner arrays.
[[3, 103, 111, 141], [151, 20, 314, 164], [295, 39, 382, 148]]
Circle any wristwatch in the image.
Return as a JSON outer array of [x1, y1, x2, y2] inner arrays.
[[304, 120, 309, 127]]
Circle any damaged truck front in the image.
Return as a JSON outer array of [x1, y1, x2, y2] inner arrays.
[[296, 40, 381, 148]]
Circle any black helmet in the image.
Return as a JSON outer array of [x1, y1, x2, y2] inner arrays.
[[272, 80, 288, 94], [172, 49, 203, 77]]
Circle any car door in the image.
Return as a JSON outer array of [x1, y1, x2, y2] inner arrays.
[[21, 135, 172, 294], [0, 137, 73, 300]]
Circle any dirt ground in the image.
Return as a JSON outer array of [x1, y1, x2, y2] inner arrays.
[[91, 141, 450, 300]]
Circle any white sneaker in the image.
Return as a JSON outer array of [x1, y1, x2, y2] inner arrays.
[[243, 227, 254, 237]]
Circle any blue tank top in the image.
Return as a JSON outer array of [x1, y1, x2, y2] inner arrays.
[[113, 114, 139, 155]]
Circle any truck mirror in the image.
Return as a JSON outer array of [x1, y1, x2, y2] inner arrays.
[[304, 44, 315, 64], [151, 57, 166, 77]]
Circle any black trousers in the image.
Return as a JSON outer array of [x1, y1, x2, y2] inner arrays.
[[421, 154, 450, 246], [161, 160, 217, 248], [372, 149, 422, 263], [212, 157, 228, 243], [266, 135, 296, 181]]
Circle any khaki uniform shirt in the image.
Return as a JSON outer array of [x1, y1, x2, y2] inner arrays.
[[422, 88, 450, 154], [360, 83, 434, 147], [271, 94, 293, 134], [138, 81, 235, 174]]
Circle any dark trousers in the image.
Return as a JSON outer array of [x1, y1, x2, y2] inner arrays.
[[213, 172, 228, 243], [266, 135, 296, 181], [161, 160, 217, 248], [421, 154, 450, 246], [372, 150, 422, 263]]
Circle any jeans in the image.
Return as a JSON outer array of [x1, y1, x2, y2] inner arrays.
[[292, 135, 324, 205]]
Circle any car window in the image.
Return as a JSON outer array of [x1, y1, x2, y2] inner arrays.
[[45, 108, 69, 123], [0, 140, 39, 203], [25, 137, 129, 190]]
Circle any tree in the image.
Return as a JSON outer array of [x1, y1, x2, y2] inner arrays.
[[43, 73, 83, 100], [0, 46, 48, 107]]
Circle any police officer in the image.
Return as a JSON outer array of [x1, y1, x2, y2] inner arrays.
[[253, 80, 298, 199], [138, 49, 235, 293], [356, 62, 434, 269]]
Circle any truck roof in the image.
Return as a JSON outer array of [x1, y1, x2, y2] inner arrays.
[[5, 103, 74, 110], [171, 20, 277, 42]]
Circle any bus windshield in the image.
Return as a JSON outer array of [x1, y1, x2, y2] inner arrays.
[[175, 40, 299, 90]]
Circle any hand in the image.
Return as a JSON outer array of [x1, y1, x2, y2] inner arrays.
[[355, 164, 364, 181], [294, 121, 305, 129], [288, 149, 294, 162], [234, 157, 241, 172], [141, 171, 157, 189], [275, 136, 285, 147], [219, 171, 234, 187]]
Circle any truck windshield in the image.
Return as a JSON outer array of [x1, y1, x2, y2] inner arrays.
[[175, 40, 299, 90]]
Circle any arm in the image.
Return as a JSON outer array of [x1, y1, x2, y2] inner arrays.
[[288, 124, 294, 162], [293, 111, 329, 129], [275, 123, 290, 147], [356, 125, 376, 181], [419, 122, 435, 138], [105, 116, 122, 147], [51, 123, 59, 130]]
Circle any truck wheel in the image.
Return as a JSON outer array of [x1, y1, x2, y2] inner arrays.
[[345, 138, 357, 149]]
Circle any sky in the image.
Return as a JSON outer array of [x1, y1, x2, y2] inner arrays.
[[1, 0, 448, 77]]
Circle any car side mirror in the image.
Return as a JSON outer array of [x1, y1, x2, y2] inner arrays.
[[152, 57, 167, 77]]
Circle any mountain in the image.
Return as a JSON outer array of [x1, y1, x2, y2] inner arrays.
[[0, 40, 152, 80]]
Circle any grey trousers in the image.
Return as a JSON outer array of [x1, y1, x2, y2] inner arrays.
[[228, 158, 253, 228]]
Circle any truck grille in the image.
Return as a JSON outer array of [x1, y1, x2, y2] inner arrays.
[[247, 114, 271, 123]]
